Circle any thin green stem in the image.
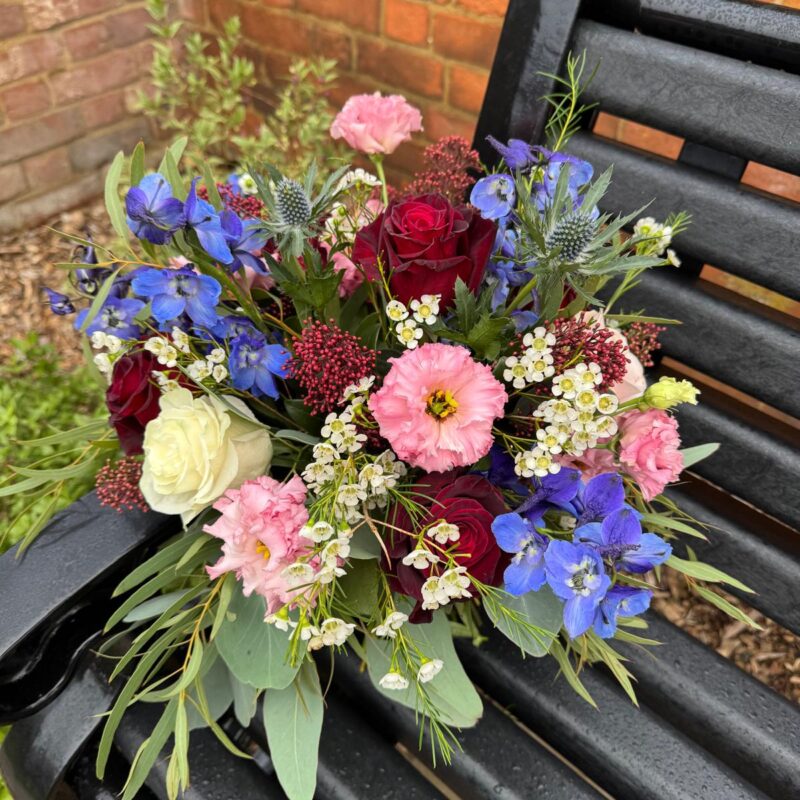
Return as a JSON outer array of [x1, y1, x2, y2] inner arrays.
[[371, 155, 389, 207]]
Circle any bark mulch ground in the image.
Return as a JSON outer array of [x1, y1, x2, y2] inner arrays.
[[1, 201, 797, 705]]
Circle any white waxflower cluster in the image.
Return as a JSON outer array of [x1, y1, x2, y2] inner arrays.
[[372, 611, 409, 639], [513, 361, 619, 477], [90, 331, 127, 378], [237, 172, 259, 195], [633, 216, 674, 257], [186, 347, 228, 384], [305, 617, 356, 651], [336, 168, 381, 192], [385, 295, 441, 350], [421, 566, 472, 611], [378, 657, 444, 691], [503, 326, 556, 388]]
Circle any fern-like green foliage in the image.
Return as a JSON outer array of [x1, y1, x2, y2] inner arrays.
[[139, 0, 341, 175]]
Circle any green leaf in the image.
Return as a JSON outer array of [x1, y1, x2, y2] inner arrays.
[[122, 589, 194, 623], [186, 646, 234, 730], [347, 522, 382, 560], [365, 607, 483, 727], [263, 660, 324, 800], [20, 418, 108, 447], [114, 531, 199, 595], [216, 589, 301, 689], [667, 555, 754, 593], [336, 558, 379, 617], [229, 671, 259, 726], [693, 585, 762, 629], [104, 151, 132, 254], [680, 443, 720, 469], [485, 586, 562, 656], [78, 265, 124, 333], [158, 136, 188, 175], [639, 512, 707, 540], [274, 429, 319, 446], [549, 638, 596, 707], [130, 140, 146, 186], [163, 149, 186, 200], [202, 160, 224, 210]]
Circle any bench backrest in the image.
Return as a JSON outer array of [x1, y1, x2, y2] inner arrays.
[[475, 0, 800, 635]]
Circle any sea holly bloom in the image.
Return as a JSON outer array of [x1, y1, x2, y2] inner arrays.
[[43, 287, 75, 315], [594, 585, 653, 638], [573, 472, 626, 527], [220, 210, 269, 272], [184, 178, 233, 265], [131, 266, 221, 329], [228, 332, 290, 399], [491, 512, 549, 595], [575, 507, 671, 573], [74, 295, 145, 339], [544, 540, 611, 638], [470, 174, 516, 220], [125, 173, 185, 244]]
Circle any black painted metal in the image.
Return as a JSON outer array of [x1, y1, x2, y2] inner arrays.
[[675, 402, 800, 532], [573, 19, 800, 174], [458, 630, 770, 800], [615, 612, 800, 799], [583, 0, 800, 73], [473, 0, 582, 165], [665, 488, 800, 636], [567, 132, 800, 300]]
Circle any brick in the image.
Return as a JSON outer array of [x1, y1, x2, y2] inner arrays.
[[0, 171, 103, 233], [208, 0, 241, 28], [177, 0, 208, 22], [423, 105, 475, 143], [23, 0, 118, 32], [433, 12, 501, 68], [357, 39, 444, 99], [329, 74, 377, 108], [296, 0, 380, 33], [0, 35, 63, 83], [448, 63, 488, 114], [385, 0, 429, 46], [50, 48, 141, 104], [1, 78, 51, 121], [109, 7, 152, 48], [386, 138, 427, 175], [68, 117, 150, 172], [0, 4, 26, 39], [455, 0, 509, 16], [0, 106, 84, 164], [63, 18, 110, 57], [81, 88, 127, 129], [22, 145, 73, 188], [0, 163, 28, 204]]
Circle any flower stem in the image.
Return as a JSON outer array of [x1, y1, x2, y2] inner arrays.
[[371, 155, 389, 207]]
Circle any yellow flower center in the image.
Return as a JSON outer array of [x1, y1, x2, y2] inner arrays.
[[426, 389, 459, 420], [419, 304, 432, 317], [256, 542, 271, 561]]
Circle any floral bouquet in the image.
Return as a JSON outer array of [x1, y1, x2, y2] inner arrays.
[[19, 75, 755, 800]]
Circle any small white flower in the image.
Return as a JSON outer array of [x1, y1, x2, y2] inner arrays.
[[341, 375, 375, 403], [574, 388, 599, 412], [320, 617, 355, 646], [337, 483, 367, 508], [299, 623, 320, 642], [536, 425, 568, 455], [410, 294, 441, 325], [386, 300, 408, 322], [171, 327, 191, 353], [402, 548, 440, 570], [358, 463, 386, 493], [515, 447, 560, 478], [526, 353, 555, 383], [91, 331, 108, 349], [237, 172, 259, 195], [421, 576, 449, 610], [336, 168, 381, 192], [280, 562, 316, 588], [522, 326, 556, 355], [570, 429, 597, 453], [207, 347, 226, 364], [440, 567, 472, 599], [337, 430, 367, 454], [321, 411, 353, 442], [594, 415, 618, 438], [104, 334, 123, 354], [417, 658, 444, 684], [300, 520, 336, 543], [595, 393, 619, 415], [372, 611, 409, 638], [312, 441, 340, 465], [396, 319, 423, 349], [93, 352, 112, 377], [379, 671, 409, 691], [503, 355, 533, 389], [552, 370, 580, 399], [573, 362, 603, 388], [212, 364, 228, 383], [322, 536, 351, 566], [302, 461, 335, 490], [315, 564, 347, 584], [187, 359, 212, 381], [571, 410, 598, 433], [426, 521, 460, 544], [666, 248, 681, 267]]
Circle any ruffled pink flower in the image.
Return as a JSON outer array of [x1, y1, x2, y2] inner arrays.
[[557, 447, 617, 480], [618, 409, 683, 501], [331, 250, 363, 297], [205, 475, 311, 613], [369, 343, 507, 473], [330, 92, 423, 155], [235, 264, 275, 293]]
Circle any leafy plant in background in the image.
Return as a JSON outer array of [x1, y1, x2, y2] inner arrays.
[[139, 0, 341, 175], [0, 335, 105, 553]]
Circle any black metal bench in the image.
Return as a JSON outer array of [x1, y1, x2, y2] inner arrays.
[[2, 1, 799, 797]]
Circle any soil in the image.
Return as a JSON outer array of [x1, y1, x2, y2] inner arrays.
[[1, 201, 797, 705]]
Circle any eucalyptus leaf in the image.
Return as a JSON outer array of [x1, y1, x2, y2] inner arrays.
[[336, 559, 379, 617], [680, 443, 720, 469], [274, 429, 320, 446], [485, 585, 563, 656], [104, 150, 132, 253], [229, 672, 260, 727], [263, 660, 324, 800], [186, 647, 234, 730], [122, 589, 195, 623], [348, 522, 382, 559]]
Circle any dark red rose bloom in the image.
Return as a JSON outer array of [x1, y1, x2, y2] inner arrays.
[[384, 471, 507, 622], [106, 350, 163, 456], [352, 193, 496, 308]]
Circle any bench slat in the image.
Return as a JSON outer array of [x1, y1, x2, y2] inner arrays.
[[458, 631, 771, 800], [675, 402, 800, 531], [615, 612, 800, 798], [567, 132, 800, 300], [574, 20, 800, 174]]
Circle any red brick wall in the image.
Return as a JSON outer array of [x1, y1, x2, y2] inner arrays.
[[0, 0, 204, 233]]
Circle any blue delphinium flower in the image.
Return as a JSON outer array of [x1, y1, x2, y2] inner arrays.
[[575, 507, 672, 574], [74, 296, 145, 338], [131, 266, 221, 329], [530, 150, 595, 213], [210, 314, 260, 341], [486, 135, 535, 169], [184, 178, 233, 265], [516, 467, 581, 519], [43, 288, 75, 315], [486, 257, 529, 310], [573, 472, 627, 527], [220, 211, 269, 272], [510, 308, 540, 333], [125, 173, 185, 245], [470, 174, 516, 220], [545, 540, 611, 638], [486, 445, 528, 496], [229, 332, 290, 399], [593, 586, 652, 638], [492, 512, 549, 595]]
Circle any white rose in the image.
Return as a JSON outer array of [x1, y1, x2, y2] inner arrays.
[[140, 388, 272, 523]]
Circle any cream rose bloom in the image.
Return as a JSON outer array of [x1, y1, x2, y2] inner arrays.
[[140, 388, 272, 523]]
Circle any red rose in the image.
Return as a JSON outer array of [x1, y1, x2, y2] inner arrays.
[[353, 193, 496, 308], [106, 350, 163, 456], [385, 472, 507, 622]]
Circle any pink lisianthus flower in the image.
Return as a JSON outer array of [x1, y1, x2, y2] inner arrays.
[[557, 447, 617, 480], [331, 250, 363, 297], [205, 475, 311, 613], [235, 263, 276, 293], [618, 409, 684, 500], [369, 343, 507, 473], [330, 92, 423, 155]]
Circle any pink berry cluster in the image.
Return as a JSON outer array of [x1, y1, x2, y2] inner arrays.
[[198, 183, 266, 219], [625, 322, 666, 368], [402, 136, 481, 204], [96, 457, 148, 513]]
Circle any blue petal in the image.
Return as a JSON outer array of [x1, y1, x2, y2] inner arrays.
[[504, 551, 547, 596], [254, 368, 279, 399], [578, 472, 625, 524], [574, 522, 603, 547], [620, 533, 672, 573], [131, 268, 170, 298], [603, 507, 642, 549], [492, 513, 532, 554], [563, 594, 599, 638], [615, 587, 652, 617], [593, 594, 621, 639], [261, 344, 291, 378], [185, 295, 220, 329], [151, 293, 185, 323]]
